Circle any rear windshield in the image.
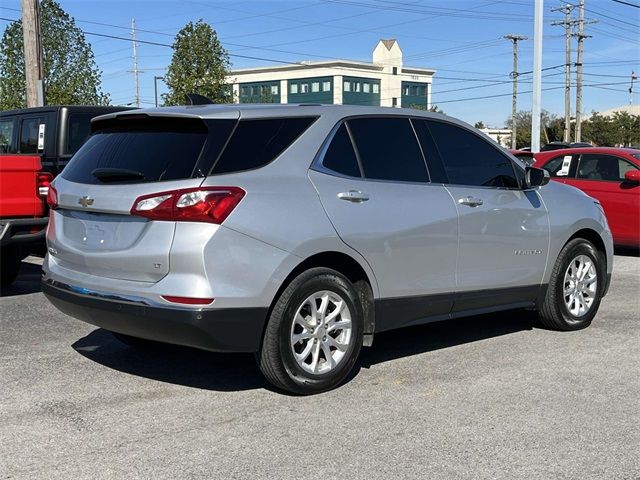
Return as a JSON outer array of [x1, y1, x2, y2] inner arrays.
[[62, 115, 316, 184], [63, 118, 215, 184]]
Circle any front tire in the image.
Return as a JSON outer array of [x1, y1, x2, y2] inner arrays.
[[539, 238, 605, 331], [257, 267, 364, 395]]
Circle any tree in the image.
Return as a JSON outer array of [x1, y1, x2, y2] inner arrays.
[[474, 121, 486, 129], [162, 20, 231, 106], [505, 109, 559, 149], [0, 0, 108, 110], [581, 111, 640, 147], [428, 105, 445, 114], [611, 111, 640, 147], [582, 112, 615, 146]]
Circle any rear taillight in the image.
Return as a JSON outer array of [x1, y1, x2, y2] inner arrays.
[[37, 172, 53, 197], [46, 185, 58, 209], [131, 187, 245, 224]]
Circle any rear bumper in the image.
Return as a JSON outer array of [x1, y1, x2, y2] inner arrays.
[[42, 279, 269, 353], [0, 217, 48, 247]]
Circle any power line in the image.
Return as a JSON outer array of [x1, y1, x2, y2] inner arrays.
[[612, 0, 640, 8]]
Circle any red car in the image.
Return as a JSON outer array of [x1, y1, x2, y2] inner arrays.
[[534, 147, 640, 248]]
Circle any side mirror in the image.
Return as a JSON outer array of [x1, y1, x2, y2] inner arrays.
[[524, 166, 550, 189], [624, 169, 640, 184]]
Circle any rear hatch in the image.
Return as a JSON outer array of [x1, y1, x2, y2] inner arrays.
[[49, 111, 238, 282]]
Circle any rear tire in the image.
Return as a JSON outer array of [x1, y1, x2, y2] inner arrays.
[[539, 238, 605, 331], [0, 245, 23, 288], [257, 267, 364, 395]]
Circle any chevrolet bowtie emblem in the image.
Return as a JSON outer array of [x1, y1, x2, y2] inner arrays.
[[78, 196, 94, 207]]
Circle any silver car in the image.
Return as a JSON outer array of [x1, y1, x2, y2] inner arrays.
[[42, 105, 613, 394]]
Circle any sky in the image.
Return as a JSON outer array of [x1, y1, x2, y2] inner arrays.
[[1, 0, 639, 127]]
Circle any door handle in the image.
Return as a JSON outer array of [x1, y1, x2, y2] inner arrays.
[[337, 190, 370, 203], [458, 196, 483, 207]]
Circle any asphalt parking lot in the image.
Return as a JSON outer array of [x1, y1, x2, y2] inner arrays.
[[1, 254, 638, 480]]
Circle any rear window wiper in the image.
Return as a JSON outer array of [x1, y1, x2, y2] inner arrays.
[[92, 168, 145, 182]]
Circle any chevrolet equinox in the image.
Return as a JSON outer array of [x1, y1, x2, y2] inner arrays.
[[42, 105, 614, 394]]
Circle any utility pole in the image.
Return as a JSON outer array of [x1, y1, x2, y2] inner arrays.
[[21, 0, 45, 107], [131, 18, 140, 108], [531, 0, 544, 153], [504, 35, 528, 149], [154, 76, 164, 107], [573, 0, 596, 142], [552, 4, 577, 143]]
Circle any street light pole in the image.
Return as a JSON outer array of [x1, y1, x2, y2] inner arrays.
[[154, 76, 164, 107], [531, 0, 544, 153]]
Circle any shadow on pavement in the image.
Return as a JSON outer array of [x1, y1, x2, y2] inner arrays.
[[73, 329, 269, 392], [357, 309, 537, 369], [0, 261, 42, 297], [72, 309, 538, 393], [614, 246, 639, 258]]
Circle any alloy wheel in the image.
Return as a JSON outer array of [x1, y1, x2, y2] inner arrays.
[[563, 254, 598, 317], [290, 290, 353, 374]]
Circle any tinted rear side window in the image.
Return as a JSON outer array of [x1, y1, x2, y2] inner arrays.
[[20, 117, 44, 153], [212, 117, 317, 174], [0, 118, 15, 153], [66, 113, 96, 155], [411, 118, 448, 183], [322, 124, 361, 177], [426, 120, 519, 188], [347, 117, 429, 182], [62, 118, 211, 184]]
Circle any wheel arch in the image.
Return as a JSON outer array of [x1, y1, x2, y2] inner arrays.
[[264, 251, 377, 347], [567, 228, 607, 260]]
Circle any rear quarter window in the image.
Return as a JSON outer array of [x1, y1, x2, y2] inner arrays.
[[211, 117, 317, 174]]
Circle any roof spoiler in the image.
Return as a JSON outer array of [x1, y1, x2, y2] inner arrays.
[[184, 93, 213, 106]]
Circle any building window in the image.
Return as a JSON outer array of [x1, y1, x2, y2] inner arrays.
[[354, 82, 361, 93], [290, 84, 298, 94], [323, 81, 331, 92], [403, 86, 410, 95], [301, 83, 309, 93], [241, 86, 250, 96], [312, 81, 320, 93], [392, 97, 398, 107], [344, 81, 351, 92], [372, 84, 379, 94], [363, 83, 370, 93], [392, 67, 398, 75], [271, 85, 279, 95]]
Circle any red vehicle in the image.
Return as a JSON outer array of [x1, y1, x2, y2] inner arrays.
[[534, 147, 640, 248], [0, 105, 131, 286]]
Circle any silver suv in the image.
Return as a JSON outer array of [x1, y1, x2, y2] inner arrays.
[[42, 105, 613, 394]]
